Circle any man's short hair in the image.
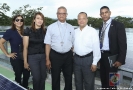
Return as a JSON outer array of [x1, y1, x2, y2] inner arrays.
[[57, 6, 67, 13], [100, 6, 110, 11], [78, 12, 87, 17]]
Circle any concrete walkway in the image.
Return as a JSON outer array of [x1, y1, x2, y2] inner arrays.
[[1, 57, 132, 90], [0, 57, 101, 90]]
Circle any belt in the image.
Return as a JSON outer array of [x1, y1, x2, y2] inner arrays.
[[28, 52, 44, 55], [101, 50, 110, 53], [75, 52, 93, 58], [51, 49, 71, 55]]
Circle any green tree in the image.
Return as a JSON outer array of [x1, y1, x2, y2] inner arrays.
[[0, 3, 10, 13], [0, 3, 11, 26], [67, 19, 78, 26], [114, 16, 133, 28], [45, 17, 56, 26], [12, 4, 43, 25], [0, 3, 133, 28]]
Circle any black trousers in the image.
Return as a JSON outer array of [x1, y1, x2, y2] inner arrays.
[[28, 54, 46, 90], [10, 59, 30, 89], [50, 49, 73, 90], [100, 52, 118, 90]]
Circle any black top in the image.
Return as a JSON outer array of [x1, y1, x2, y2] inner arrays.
[[2, 29, 22, 60], [23, 27, 45, 55]]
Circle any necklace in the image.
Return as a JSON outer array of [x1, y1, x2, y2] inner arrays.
[[57, 22, 67, 46]]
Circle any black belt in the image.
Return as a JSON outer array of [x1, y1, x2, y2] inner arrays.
[[101, 50, 110, 53], [28, 52, 44, 55], [75, 52, 93, 58], [51, 49, 71, 55]]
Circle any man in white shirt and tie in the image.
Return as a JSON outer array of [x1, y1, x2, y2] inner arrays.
[[44, 6, 74, 90], [73, 12, 101, 90]]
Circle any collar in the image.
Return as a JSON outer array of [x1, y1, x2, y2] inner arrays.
[[78, 25, 88, 31], [103, 18, 112, 25], [57, 20, 66, 25]]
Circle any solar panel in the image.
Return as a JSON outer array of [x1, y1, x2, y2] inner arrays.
[[0, 74, 26, 90]]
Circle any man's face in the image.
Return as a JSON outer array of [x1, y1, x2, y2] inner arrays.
[[78, 13, 88, 28], [100, 8, 111, 22], [57, 8, 67, 22]]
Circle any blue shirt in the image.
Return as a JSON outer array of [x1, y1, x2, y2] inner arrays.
[[44, 21, 74, 53], [2, 29, 22, 59]]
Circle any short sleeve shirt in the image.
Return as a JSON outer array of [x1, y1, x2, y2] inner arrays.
[[23, 27, 45, 55], [2, 29, 22, 59], [44, 21, 75, 53]]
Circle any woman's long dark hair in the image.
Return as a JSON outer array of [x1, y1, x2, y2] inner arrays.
[[11, 15, 24, 34], [31, 12, 45, 33]]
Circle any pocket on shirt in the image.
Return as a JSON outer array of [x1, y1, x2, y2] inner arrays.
[[83, 36, 92, 47], [52, 34, 60, 40], [68, 33, 72, 41], [68, 36, 71, 41]]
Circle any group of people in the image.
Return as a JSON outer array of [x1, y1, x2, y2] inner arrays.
[[0, 12, 46, 90], [0, 5, 127, 90]]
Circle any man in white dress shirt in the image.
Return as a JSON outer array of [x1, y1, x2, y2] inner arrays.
[[44, 6, 74, 90], [73, 12, 101, 90]]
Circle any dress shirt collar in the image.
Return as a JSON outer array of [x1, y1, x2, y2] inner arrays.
[[57, 20, 66, 25], [103, 18, 112, 25], [78, 25, 88, 31]]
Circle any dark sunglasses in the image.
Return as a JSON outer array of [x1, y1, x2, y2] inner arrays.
[[15, 19, 24, 22]]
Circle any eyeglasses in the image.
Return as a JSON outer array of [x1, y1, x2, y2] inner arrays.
[[57, 13, 67, 15], [15, 19, 24, 22]]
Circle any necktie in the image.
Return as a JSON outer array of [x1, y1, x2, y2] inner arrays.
[[100, 22, 106, 49]]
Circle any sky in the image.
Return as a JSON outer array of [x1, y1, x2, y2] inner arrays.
[[1, 0, 133, 19]]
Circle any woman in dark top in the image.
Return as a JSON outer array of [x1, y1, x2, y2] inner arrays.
[[0, 15, 30, 89], [23, 12, 46, 90]]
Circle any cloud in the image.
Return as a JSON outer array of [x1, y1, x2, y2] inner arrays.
[[111, 6, 133, 17], [1, 0, 133, 19]]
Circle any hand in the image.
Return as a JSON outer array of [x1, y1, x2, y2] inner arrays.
[[24, 62, 30, 71], [98, 62, 100, 66], [46, 58, 51, 70], [71, 47, 74, 52], [113, 61, 122, 67], [97, 62, 100, 69], [6, 53, 17, 59], [91, 64, 97, 72]]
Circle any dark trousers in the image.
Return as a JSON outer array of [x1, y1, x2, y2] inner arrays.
[[100, 52, 118, 90], [28, 54, 46, 90], [74, 54, 95, 90], [10, 59, 30, 89], [50, 49, 73, 90]]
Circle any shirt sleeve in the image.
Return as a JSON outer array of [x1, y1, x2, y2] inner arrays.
[[2, 30, 11, 41], [23, 27, 30, 36], [71, 27, 75, 47], [44, 26, 52, 44], [92, 29, 101, 65]]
